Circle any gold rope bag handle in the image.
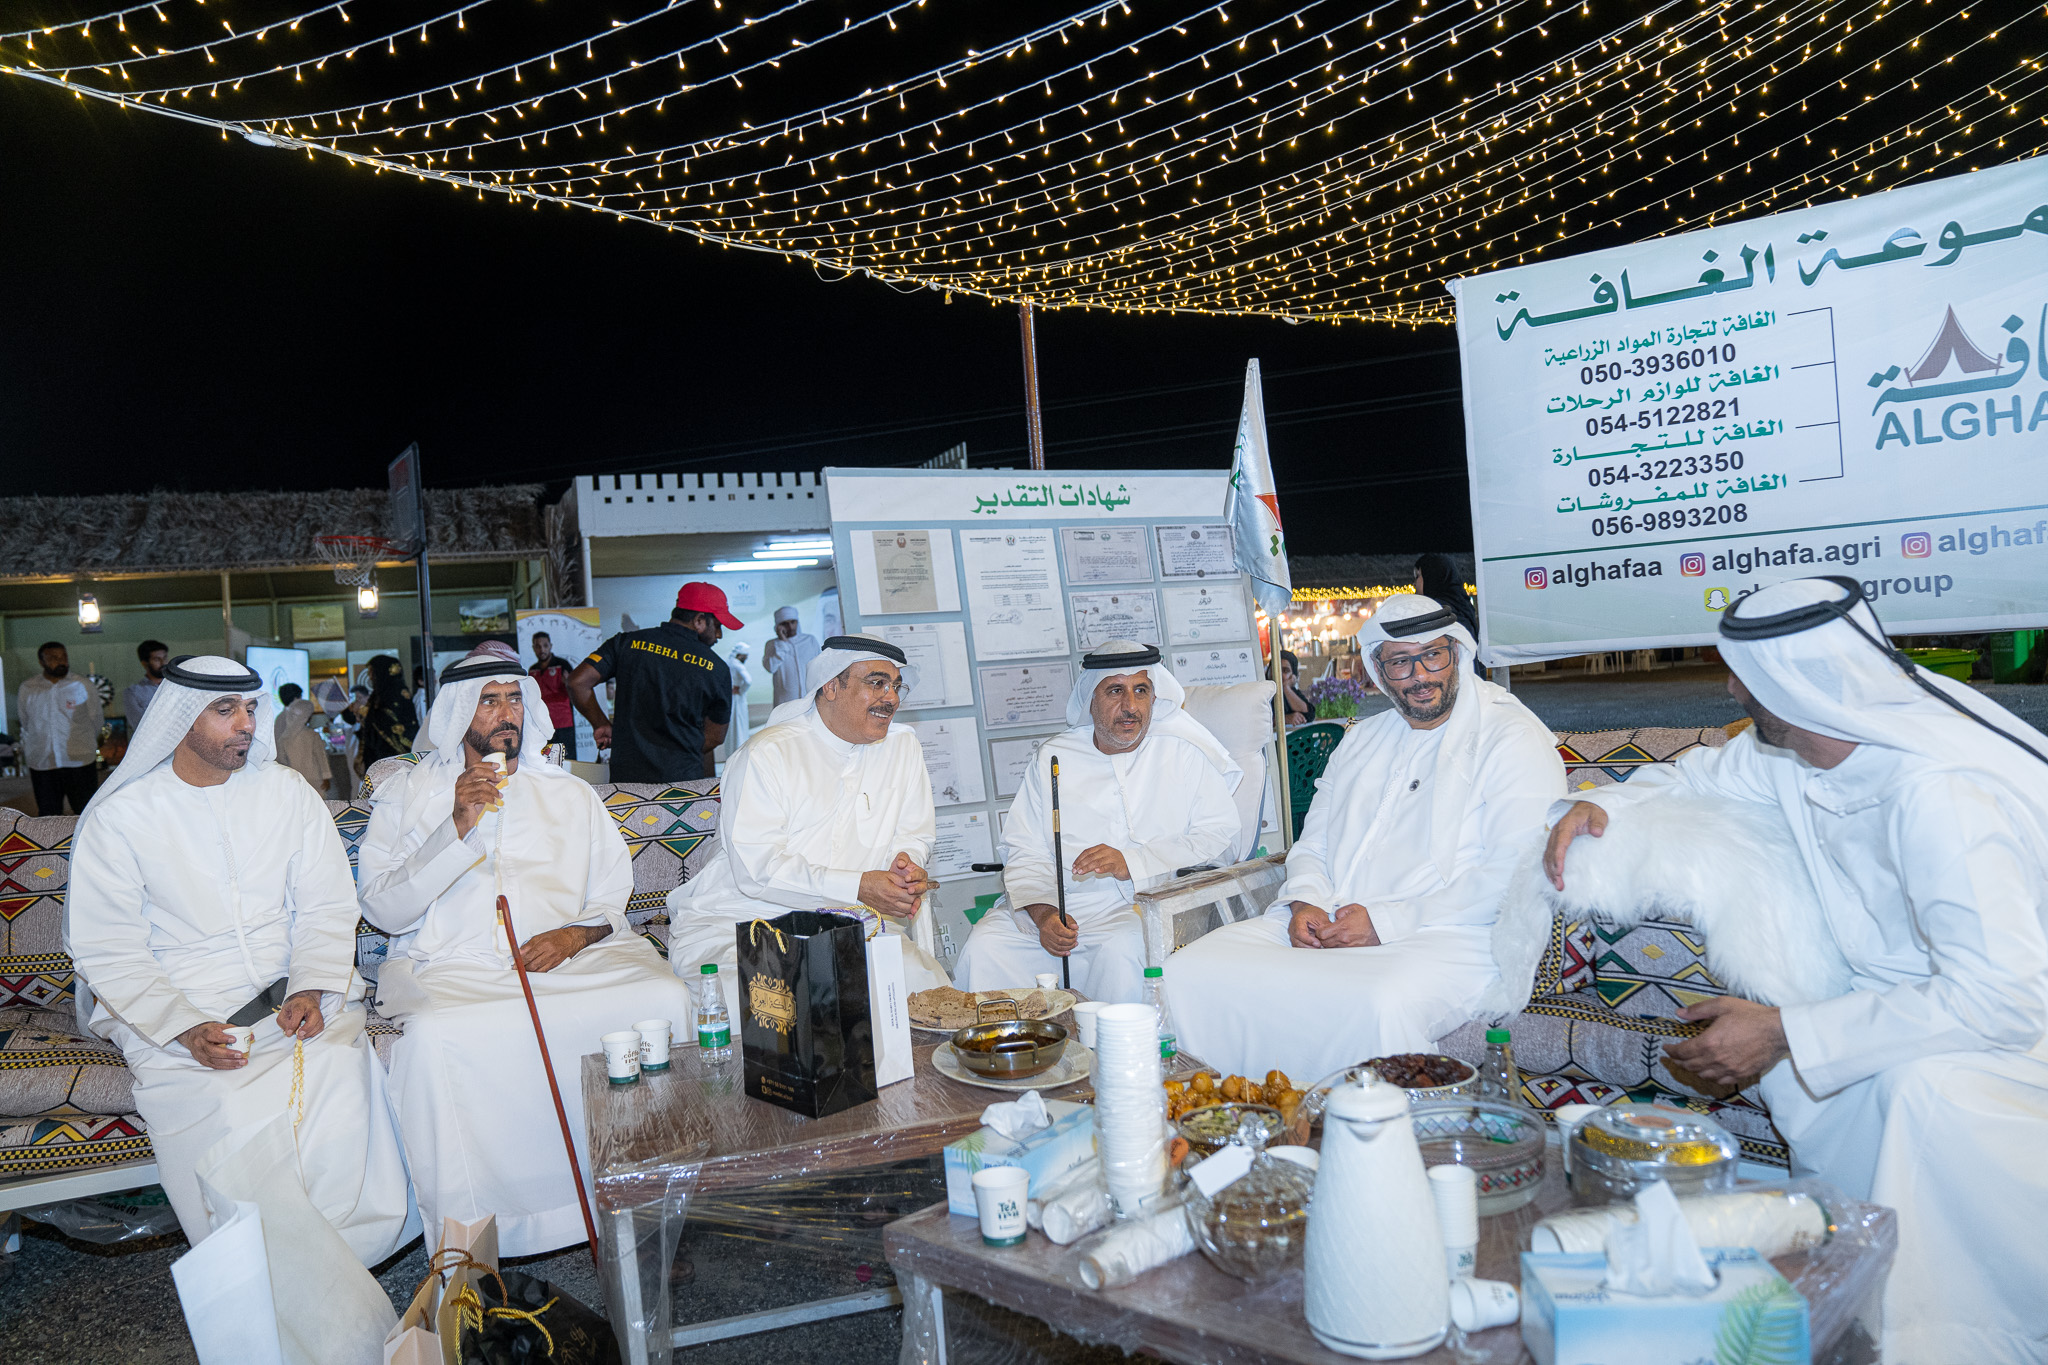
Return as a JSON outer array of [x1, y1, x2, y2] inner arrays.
[[423, 1250, 563, 1359], [746, 918, 787, 953]]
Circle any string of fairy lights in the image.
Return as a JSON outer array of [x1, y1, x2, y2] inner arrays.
[[5, 0, 2041, 323]]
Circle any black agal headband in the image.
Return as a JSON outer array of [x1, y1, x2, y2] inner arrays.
[[1380, 604, 1460, 639], [821, 635, 907, 664], [164, 656, 262, 692], [439, 656, 527, 685], [1080, 644, 1162, 670]]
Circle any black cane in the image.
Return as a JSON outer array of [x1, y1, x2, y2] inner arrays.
[[1050, 756, 1072, 990]]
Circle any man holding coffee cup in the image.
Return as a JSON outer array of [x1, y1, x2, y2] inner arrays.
[[357, 643, 691, 1256], [66, 655, 413, 1262]]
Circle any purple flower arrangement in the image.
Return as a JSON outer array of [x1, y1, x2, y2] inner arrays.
[[1306, 674, 1371, 719]]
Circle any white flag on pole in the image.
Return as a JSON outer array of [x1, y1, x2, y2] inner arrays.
[[1225, 359, 1292, 620]]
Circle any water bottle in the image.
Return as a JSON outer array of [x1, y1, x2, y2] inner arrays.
[[1478, 1027, 1520, 1104], [1145, 966, 1177, 1062], [697, 963, 732, 1061]]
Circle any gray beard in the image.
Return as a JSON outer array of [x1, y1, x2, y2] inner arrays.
[[1389, 672, 1458, 724]]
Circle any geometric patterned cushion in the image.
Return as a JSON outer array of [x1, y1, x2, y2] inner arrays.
[[1590, 917, 1731, 1019], [0, 810, 74, 963], [0, 1007, 134, 1118], [0, 953, 76, 1011], [0, 1112, 152, 1180]]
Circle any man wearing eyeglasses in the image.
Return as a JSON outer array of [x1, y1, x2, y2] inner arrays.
[[666, 635, 951, 1013], [1165, 595, 1564, 1084]]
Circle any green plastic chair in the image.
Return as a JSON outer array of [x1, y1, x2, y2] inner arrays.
[[1286, 721, 1348, 840]]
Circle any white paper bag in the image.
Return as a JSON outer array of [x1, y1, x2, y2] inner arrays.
[[173, 1200, 286, 1365], [866, 932, 914, 1087]]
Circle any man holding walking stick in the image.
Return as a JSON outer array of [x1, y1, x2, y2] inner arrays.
[[356, 644, 691, 1256], [954, 642, 1241, 1005]]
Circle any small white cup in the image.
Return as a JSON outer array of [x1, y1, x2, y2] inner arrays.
[[634, 1019, 673, 1071], [1428, 1164, 1480, 1280], [971, 1165, 1031, 1247], [224, 1025, 256, 1056], [1034, 972, 1059, 990], [601, 1030, 643, 1085], [1448, 1278, 1520, 1331], [1070, 1000, 1106, 1049]]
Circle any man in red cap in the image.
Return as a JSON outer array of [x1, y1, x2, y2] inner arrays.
[[567, 582, 741, 781]]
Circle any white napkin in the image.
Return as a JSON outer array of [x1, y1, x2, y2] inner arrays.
[[1604, 1181, 1718, 1297], [981, 1090, 1052, 1140]]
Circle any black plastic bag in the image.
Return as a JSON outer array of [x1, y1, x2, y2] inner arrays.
[[456, 1267, 619, 1365], [735, 910, 877, 1118]]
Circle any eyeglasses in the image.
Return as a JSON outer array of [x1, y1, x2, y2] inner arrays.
[[1377, 645, 1454, 680]]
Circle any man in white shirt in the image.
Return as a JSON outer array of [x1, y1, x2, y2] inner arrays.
[[65, 655, 413, 1261], [954, 643, 1242, 1005], [760, 605, 821, 709], [123, 639, 168, 731], [18, 641, 102, 815], [668, 635, 948, 1015], [719, 642, 754, 761], [273, 683, 332, 795], [356, 644, 691, 1256], [1166, 597, 1565, 1082], [1544, 576, 2048, 1363]]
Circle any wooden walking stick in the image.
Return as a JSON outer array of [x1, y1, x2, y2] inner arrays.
[[1050, 756, 1072, 991], [497, 894, 603, 1273]]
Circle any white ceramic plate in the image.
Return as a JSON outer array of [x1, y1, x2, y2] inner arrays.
[[909, 988, 1078, 1035], [930, 1040, 1095, 1092]]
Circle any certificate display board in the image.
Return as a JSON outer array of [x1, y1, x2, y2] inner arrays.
[[1450, 159, 2048, 662], [825, 468, 1250, 960]]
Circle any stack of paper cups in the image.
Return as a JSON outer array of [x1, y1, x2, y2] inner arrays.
[[1532, 1189, 1829, 1258], [1090, 1002, 1168, 1219], [1427, 1165, 1479, 1280], [1075, 1202, 1196, 1289]]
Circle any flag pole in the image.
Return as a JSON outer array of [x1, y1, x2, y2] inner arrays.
[[1270, 615, 1295, 851]]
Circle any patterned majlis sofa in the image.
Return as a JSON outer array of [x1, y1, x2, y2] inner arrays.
[[1140, 724, 1788, 1169], [0, 756, 721, 1219], [0, 725, 1777, 1234]]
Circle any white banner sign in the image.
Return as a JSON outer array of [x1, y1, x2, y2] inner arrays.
[[1451, 159, 2048, 662]]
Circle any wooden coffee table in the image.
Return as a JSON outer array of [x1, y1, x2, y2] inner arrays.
[[883, 1165, 1897, 1365], [583, 1022, 1213, 1364]]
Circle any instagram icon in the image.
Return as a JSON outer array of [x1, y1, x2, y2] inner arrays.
[[1524, 567, 1549, 590], [1902, 532, 1933, 558], [1680, 553, 1707, 576]]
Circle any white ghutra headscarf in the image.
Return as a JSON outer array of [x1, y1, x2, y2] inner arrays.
[[85, 655, 275, 828], [764, 633, 923, 727], [1062, 640, 1241, 790]]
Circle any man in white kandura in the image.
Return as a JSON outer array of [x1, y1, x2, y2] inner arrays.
[[761, 605, 821, 709], [65, 655, 414, 1261], [1167, 597, 1564, 1082], [720, 642, 754, 761], [1545, 576, 2048, 1364], [668, 635, 949, 1016], [357, 643, 692, 1256], [954, 643, 1241, 1005]]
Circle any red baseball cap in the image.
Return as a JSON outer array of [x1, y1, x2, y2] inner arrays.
[[674, 581, 744, 631]]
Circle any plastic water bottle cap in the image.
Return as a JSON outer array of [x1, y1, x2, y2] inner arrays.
[[1143, 967, 1163, 978], [701, 963, 718, 975], [1485, 1027, 1511, 1045]]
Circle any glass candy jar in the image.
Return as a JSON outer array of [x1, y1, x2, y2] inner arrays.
[[1183, 1113, 1316, 1282]]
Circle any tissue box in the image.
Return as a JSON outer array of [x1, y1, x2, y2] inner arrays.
[[944, 1101, 1096, 1216], [1520, 1247, 1811, 1365]]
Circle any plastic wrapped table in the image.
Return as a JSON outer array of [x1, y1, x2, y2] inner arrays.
[[884, 1165, 1897, 1365], [583, 1033, 1219, 1365]]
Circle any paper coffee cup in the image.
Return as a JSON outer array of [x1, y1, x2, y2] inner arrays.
[[1070, 1000, 1106, 1049], [601, 1030, 643, 1085], [225, 1025, 256, 1056], [1034, 972, 1059, 989], [1449, 1278, 1519, 1331], [635, 1018, 673, 1071], [972, 1166, 1030, 1247]]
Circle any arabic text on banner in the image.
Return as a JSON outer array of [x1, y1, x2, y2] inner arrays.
[[1449, 159, 2048, 661]]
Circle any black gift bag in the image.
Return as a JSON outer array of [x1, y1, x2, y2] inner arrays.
[[456, 1267, 620, 1365], [735, 911, 878, 1118]]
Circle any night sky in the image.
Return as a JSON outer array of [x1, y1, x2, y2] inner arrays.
[[6, 0, 2025, 558], [0, 73, 1469, 556]]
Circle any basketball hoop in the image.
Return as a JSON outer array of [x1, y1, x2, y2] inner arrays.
[[313, 534, 395, 588]]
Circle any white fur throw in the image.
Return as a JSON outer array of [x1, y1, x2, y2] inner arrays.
[[1475, 793, 1853, 1021]]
